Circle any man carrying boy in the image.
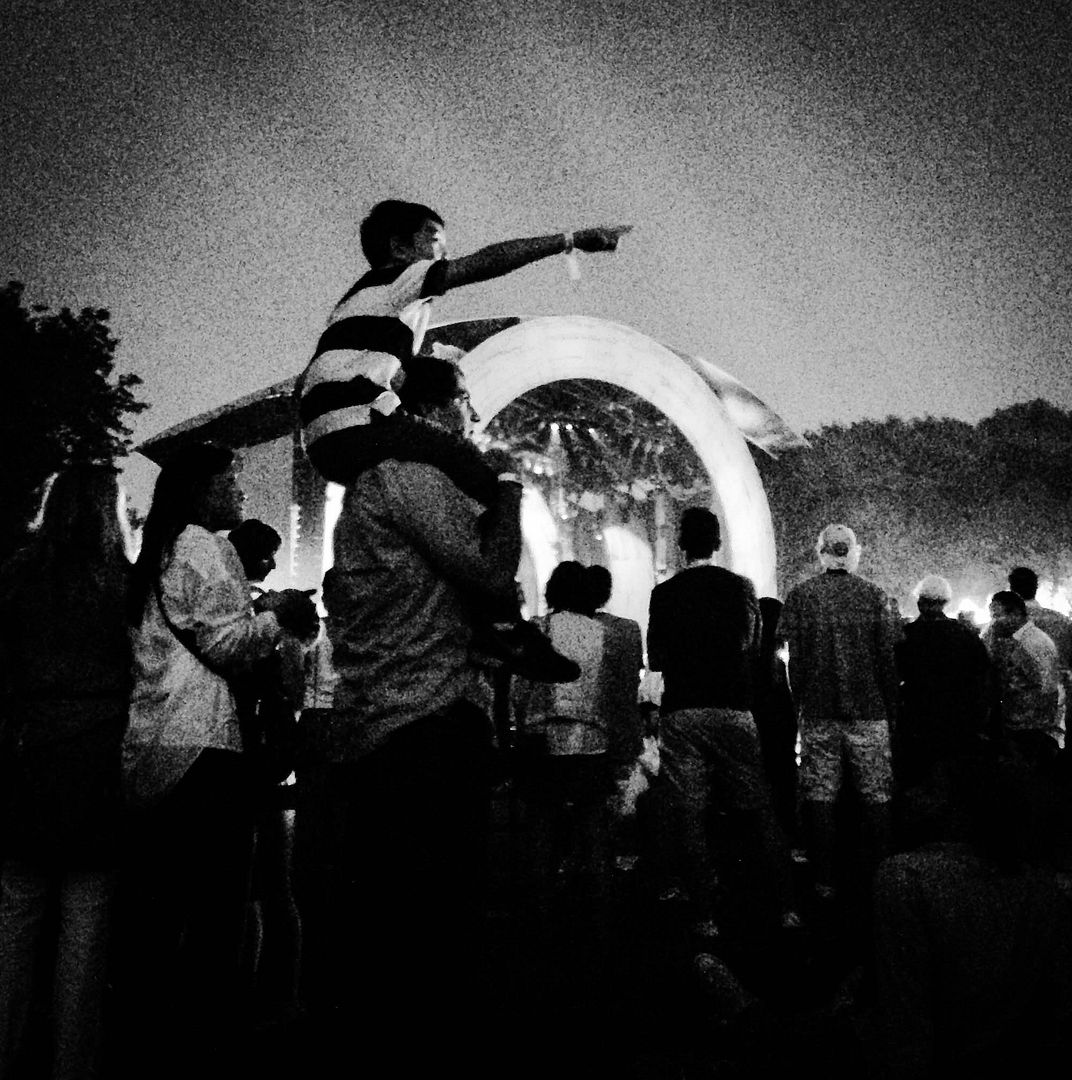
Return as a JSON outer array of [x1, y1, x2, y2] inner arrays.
[[298, 200, 629, 498]]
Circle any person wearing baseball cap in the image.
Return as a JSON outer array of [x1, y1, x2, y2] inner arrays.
[[778, 524, 901, 906]]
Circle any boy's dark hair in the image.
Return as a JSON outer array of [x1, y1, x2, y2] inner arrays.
[[586, 565, 613, 610], [991, 590, 1027, 618], [1008, 566, 1039, 600], [229, 519, 282, 563], [397, 357, 463, 415], [360, 200, 444, 268], [678, 507, 721, 560]]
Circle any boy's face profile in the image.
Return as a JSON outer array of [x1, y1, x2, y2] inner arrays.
[[394, 217, 447, 263]]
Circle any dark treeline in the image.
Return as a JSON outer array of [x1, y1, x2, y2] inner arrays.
[[0, 281, 148, 559], [756, 399, 1072, 605]]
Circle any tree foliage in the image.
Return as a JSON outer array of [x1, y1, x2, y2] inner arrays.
[[0, 281, 149, 552], [755, 401, 1072, 606]]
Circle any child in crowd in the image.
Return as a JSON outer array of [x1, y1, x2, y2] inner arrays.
[[298, 200, 630, 680]]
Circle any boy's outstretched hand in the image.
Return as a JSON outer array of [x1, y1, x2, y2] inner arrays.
[[573, 225, 633, 252]]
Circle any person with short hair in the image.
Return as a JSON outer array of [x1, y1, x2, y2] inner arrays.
[[779, 524, 900, 903], [305, 359, 534, 1066], [895, 574, 992, 790], [228, 518, 282, 596], [513, 561, 620, 940], [647, 507, 797, 938], [586, 564, 645, 774], [1007, 566, 1072, 747], [987, 589, 1062, 748]]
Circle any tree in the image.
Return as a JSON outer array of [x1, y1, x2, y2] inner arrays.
[[0, 281, 149, 555], [755, 403, 1072, 608]]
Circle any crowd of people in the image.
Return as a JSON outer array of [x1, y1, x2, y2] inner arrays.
[[4, 200, 1072, 1079]]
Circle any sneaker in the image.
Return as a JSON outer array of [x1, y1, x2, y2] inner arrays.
[[488, 620, 581, 683]]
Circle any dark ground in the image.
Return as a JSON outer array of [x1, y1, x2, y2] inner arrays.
[[212, 783, 870, 1080]]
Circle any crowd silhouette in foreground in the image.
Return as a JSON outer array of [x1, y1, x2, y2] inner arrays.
[[4, 201, 1072, 1080]]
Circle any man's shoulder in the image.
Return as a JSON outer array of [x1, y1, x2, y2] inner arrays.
[[680, 564, 754, 593], [173, 525, 230, 565], [369, 460, 481, 522], [1029, 603, 1072, 632], [597, 611, 640, 631], [1023, 621, 1058, 654], [784, 572, 825, 602], [596, 611, 642, 643]]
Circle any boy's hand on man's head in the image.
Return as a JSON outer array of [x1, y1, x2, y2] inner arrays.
[[573, 225, 633, 252]]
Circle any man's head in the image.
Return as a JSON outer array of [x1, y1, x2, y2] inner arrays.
[[816, 523, 860, 572], [678, 507, 721, 561], [989, 590, 1028, 638], [397, 357, 479, 439], [360, 200, 446, 268], [545, 560, 593, 615], [914, 573, 952, 615], [1008, 566, 1039, 601], [229, 519, 282, 585]]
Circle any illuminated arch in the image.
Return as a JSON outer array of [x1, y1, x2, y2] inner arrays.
[[455, 315, 779, 596]]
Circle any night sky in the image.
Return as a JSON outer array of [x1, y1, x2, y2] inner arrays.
[[4, 0, 1070, 458]]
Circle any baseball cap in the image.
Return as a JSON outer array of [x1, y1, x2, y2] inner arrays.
[[914, 574, 952, 603], [817, 524, 859, 570]]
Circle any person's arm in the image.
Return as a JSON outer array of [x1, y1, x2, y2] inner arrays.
[[645, 588, 665, 674], [160, 530, 284, 673], [385, 463, 522, 606], [442, 225, 631, 290]]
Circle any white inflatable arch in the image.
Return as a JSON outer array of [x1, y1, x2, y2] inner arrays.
[[457, 315, 778, 597]]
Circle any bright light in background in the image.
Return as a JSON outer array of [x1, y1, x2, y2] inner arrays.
[[461, 315, 780, 596], [519, 487, 559, 614], [321, 482, 344, 575], [1038, 582, 1072, 617], [956, 583, 1071, 628], [956, 597, 987, 626]]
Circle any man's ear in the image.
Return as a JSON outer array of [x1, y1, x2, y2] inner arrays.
[[387, 232, 411, 263]]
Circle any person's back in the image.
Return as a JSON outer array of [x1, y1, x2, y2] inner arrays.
[[782, 569, 898, 726], [897, 612, 991, 761], [648, 564, 758, 712], [645, 508, 795, 934], [779, 524, 898, 903], [328, 460, 496, 754]]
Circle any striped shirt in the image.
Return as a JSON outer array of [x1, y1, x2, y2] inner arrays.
[[298, 259, 448, 455]]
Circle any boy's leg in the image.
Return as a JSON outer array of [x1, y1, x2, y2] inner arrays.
[[306, 414, 500, 505]]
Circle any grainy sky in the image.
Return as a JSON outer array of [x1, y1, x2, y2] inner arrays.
[[4, 0, 1070, 450]]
